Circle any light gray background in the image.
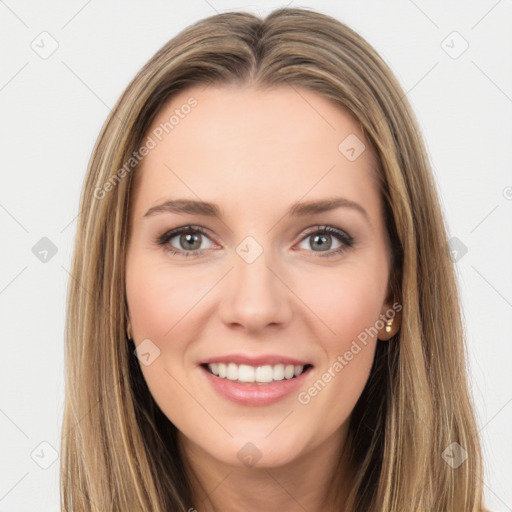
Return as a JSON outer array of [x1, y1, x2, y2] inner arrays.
[[0, 1, 511, 510]]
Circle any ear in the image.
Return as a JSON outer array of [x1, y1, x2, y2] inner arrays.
[[377, 298, 402, 341], [126, 318, 133, 340]]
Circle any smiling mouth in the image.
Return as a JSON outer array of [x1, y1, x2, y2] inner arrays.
[[201, 362, 313, 385]]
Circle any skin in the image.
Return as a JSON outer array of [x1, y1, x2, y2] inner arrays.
[[125, 83, 401, 511]]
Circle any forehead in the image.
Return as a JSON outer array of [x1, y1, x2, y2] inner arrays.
[[131, 83, 380, 221]]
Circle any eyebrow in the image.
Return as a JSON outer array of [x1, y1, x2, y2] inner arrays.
[[143, 197, 370, 223]]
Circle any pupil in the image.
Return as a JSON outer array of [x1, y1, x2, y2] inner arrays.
[[182, 233, 200, 250], [312, 234, 330, 251]]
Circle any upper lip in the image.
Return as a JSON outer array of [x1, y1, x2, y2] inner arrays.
[[200, 354, 312, 367]]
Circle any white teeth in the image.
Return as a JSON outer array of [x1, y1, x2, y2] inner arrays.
[[226, 363, 238, 380], [238, 364, 255, 382], [206, 362, 306, 383], [284, 365, 295, 379], [255, 365, 273, 383], [272, 364, 285, 381]]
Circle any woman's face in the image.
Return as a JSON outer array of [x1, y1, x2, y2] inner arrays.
[[125, 83, 397, 469]]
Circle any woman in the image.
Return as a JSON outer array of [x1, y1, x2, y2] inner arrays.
[[60, 7, 487, 511]]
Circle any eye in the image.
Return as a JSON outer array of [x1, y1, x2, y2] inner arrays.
[[154, 226, 215, 257], [296, 225, 354, 257], [154, 224, 355, 258]]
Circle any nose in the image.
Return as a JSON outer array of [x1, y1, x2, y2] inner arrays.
[[218, 247, 293, 334]]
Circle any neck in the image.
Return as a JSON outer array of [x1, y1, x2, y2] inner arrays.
[[179, 424, 355, 512]]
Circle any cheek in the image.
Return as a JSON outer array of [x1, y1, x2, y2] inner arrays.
[[124, 248, 217, 378], [125, 250, 203, 341], [293, 263, 385, 419], [294, 259, 386, 349], [125, 252, 201, 426]]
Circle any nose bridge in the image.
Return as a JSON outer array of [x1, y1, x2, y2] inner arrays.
[[218, 236, 291, 331]]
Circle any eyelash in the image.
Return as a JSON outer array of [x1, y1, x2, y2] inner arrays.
[[154, 225, 355, 258]]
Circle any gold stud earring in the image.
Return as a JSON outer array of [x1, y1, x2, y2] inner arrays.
[[385, 318, 394, 333]]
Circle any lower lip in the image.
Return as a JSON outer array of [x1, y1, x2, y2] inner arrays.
[[200, 365, 312, 406]]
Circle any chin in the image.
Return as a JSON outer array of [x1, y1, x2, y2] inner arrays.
[[187, 428, 314, 470]]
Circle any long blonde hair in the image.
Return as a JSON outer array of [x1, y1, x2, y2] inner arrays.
[[61, 7, 485, 511]]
